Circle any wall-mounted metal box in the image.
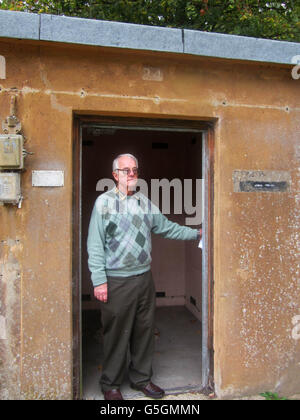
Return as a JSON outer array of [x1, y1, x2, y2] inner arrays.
[[0, 134, 24, 169], [0, 172, 21, 204]]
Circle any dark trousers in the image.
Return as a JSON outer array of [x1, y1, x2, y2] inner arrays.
[[99, 270, 156, 391]]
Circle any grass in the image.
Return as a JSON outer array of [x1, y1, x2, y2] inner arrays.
[[260, 392, 289, 400]]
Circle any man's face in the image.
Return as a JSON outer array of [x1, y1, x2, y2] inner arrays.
[[112, 156, 138, 193]]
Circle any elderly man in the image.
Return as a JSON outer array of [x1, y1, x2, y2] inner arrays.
[[87, 153, 201, 400]]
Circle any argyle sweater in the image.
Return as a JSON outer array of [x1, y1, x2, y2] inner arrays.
[[87, 187, 198, 286]]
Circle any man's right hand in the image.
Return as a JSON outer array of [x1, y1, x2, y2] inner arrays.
[[94, 283, 108, 302]]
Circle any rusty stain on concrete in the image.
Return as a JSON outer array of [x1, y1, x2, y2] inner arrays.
[[0, 238, 22, 399]]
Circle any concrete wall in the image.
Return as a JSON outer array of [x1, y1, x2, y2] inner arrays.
[[0, 37, 299, 399]]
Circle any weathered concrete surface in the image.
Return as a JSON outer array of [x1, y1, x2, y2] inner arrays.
[[0, 33, 299, 399], [0, 237, 22, 399]]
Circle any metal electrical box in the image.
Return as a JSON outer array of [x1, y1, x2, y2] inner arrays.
[[0, 134, 24, 169], [0, 172, 21, 204]]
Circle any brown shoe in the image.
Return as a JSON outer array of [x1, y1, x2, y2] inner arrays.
[[103, 389, 124, 400], [131, 382, 165, 399]]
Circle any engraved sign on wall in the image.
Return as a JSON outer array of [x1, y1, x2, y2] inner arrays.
[[233, 170, 290, 192]]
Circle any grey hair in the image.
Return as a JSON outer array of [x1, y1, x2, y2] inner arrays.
[[112, 153, 138, 172]]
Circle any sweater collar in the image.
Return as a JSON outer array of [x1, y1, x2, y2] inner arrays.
[[114, 186, 139, 201]]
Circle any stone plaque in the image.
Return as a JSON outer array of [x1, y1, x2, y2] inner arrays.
[[32, 170, 64, 187], [233, 170, 290, 192]]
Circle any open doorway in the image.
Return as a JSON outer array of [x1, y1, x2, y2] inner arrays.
[[72, 116, 214, 400]]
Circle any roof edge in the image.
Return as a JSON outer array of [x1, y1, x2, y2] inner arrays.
[[0, 9, 299, 65]]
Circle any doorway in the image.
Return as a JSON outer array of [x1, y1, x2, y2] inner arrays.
[[72, 116, 214, 399]]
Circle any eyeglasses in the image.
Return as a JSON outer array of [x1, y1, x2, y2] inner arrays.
[[116, 168, 139, 176]]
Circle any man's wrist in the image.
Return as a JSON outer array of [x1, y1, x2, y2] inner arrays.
[[94, 282, 107, 289]]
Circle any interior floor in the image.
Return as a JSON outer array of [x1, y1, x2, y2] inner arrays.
[[82, 305, 202, 400]]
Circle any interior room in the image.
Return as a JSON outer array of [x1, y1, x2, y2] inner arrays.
[[81, 125, 203, 399]]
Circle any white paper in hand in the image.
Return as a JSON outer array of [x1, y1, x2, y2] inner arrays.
[[198, 238, 202, 249]]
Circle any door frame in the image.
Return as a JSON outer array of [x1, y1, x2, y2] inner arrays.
[[72, 114, 215, 399]]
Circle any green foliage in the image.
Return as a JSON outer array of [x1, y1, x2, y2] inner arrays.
[[260, 392, 289, 400], [0, 0, 299, 42]]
